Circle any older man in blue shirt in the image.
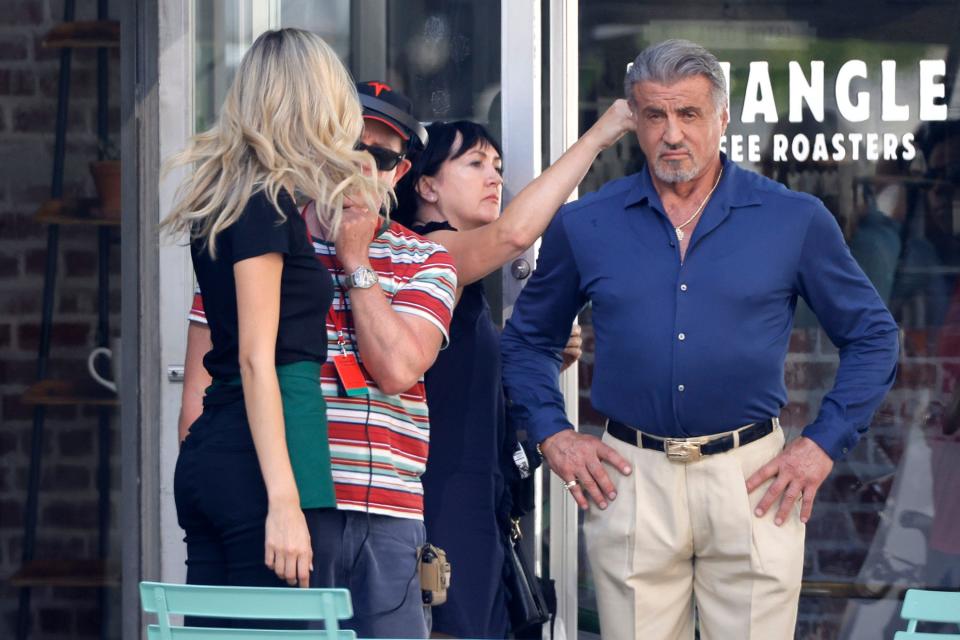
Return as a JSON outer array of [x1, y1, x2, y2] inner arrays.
[[501, 40, 899, 639]]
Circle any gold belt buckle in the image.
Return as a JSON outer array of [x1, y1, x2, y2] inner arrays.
[[664, 437, 709, 462]]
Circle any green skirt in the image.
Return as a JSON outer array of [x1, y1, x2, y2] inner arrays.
[[209, 360, 335, 509]]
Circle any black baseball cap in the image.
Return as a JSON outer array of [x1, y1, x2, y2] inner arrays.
[[356, 81, 428, 152]]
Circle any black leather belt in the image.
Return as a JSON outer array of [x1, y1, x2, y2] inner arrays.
[[607, 418, 776, 462]]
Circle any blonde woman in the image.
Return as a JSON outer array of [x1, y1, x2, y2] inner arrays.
[[162, 28, 388, 620]]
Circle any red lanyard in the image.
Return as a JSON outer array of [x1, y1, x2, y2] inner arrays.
[[327, 286, 351, 356], [302, 203, 352, 356]]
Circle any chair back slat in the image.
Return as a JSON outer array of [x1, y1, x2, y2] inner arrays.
[[893, 633, 960, 640], [901, 589, 960, 625], [155, 587, 173, 640], [140, 582, 352, 621], [146, 625, 356, 640], [140, 582, 357, 640]]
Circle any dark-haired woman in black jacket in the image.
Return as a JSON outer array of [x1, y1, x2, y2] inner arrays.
[[394, 101, 633, 638]]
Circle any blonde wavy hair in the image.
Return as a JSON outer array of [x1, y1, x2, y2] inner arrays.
[[161, 28, 390, 256]]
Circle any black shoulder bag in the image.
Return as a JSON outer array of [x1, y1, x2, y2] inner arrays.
[[503, 516, 552, 634]]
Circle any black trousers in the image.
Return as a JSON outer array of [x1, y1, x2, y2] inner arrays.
[[174, 400, 304, 628]]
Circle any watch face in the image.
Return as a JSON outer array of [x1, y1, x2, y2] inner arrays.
[[352, 267, 378, 289]]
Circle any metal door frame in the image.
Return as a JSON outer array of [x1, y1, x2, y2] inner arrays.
[[501, 1, 580, 636]]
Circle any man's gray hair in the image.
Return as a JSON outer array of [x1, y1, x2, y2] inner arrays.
[[624, 39, 727, 111]]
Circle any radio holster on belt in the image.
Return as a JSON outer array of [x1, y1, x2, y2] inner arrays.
[[418, 543, 451, 606]]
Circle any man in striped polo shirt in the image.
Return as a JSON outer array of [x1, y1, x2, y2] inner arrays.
[[180, 82, 457, 638]]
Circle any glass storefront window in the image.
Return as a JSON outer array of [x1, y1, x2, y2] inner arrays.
[[575, 2, 960, 638], [192, 0, 499, 134], [194, 1, 351, 131]]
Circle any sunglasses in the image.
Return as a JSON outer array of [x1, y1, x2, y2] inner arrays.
[[355, 142, 406, 171]]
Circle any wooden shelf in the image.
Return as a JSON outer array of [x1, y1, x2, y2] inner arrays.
[[9, 559, 118, 587], [35, 199, 120, 227], [853, 175, 946, 188], [801, 580, 902, 600], [22, 379, 117, 407], [42, 21, 119, 49]]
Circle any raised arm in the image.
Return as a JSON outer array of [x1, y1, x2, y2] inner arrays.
[[336, 206, 457, 395], [429, 100, 634, 286], [235, 254, 312, 588]]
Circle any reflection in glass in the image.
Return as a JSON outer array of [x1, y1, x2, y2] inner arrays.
[[386, 2, 500, 126]]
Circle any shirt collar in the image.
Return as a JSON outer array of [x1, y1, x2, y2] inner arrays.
[[623, 153, 762, 212]]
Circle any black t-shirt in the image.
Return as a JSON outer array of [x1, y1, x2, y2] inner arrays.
[[191, 190, 333, 381]]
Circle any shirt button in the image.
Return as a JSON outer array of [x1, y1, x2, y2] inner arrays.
[[680, 283, 688, 291], [678, 332, 686, 341], [678, 384, 685, 392], [842, 447, 848, 454]]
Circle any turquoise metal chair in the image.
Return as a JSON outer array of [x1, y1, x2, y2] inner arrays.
[[139, 581, 356, 639], [895, 588, 960, 639]]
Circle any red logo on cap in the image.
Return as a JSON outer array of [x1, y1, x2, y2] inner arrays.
[[367, 82, 392, 97]]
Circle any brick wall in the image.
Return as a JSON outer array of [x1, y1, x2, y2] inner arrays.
[[787, 326, 952, 639], [0, 0, 120, 638]]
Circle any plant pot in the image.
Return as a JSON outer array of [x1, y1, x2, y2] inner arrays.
[[90, 160, 121, 218]]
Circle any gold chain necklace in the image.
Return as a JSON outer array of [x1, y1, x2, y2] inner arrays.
[[673, 167, 723, 242]]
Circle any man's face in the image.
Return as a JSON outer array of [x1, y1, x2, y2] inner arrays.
[[631, 75, 728, 184], [360, 118, 412, 188]]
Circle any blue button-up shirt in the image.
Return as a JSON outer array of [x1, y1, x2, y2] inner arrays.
[[500, 155, 899, 460]]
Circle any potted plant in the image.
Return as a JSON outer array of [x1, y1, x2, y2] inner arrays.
[[90, 139, 120, 218]]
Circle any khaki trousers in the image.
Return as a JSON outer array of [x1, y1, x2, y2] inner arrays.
[[583, 425, 805, 640]]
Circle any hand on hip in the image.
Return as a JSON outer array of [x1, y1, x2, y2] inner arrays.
[[746, 435, 833, 526], [540, 429, 633, 510]]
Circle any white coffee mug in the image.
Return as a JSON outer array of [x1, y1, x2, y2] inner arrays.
[[87, 338, 121, 393]]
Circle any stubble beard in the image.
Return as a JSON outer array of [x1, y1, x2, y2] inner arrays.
[[653, 156, 701, 184]]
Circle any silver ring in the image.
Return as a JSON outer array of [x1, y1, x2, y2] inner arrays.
[[564, 479, 578, 490]]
